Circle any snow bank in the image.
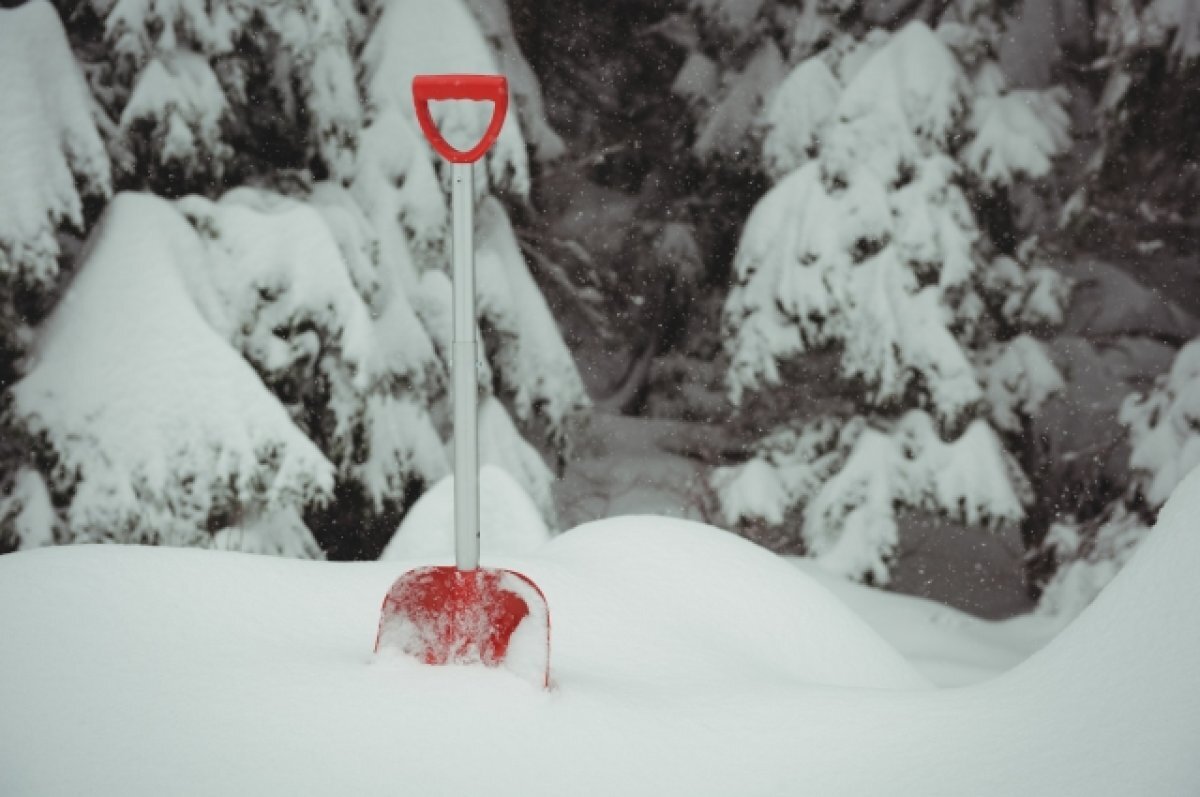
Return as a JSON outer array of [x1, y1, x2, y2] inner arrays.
[[2, 488, 1198, 794]]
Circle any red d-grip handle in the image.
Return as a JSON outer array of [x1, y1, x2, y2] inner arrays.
[[412, 74, 509, 164]]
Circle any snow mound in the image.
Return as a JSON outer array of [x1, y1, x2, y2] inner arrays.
[[380, 464, 550, 561], [0, 492, 1198, 794]]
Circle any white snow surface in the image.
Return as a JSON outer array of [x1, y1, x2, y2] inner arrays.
[[2, 484, 1199, 794], [791, 558, 1064, 687], [380, 464, 549, 560]]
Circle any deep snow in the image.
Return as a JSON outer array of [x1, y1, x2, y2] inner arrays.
[[2, 469, 1199, 795]]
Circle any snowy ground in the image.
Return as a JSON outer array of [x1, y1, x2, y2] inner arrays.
[[555, 409, 1034, 618], [793, 560, 1063, 686], [2, 471, 1198, 795]]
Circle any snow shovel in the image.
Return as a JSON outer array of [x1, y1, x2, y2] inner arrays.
[[375, 74, 551, 688]]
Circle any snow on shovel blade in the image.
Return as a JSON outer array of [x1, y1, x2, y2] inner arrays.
[[375, 566, 551, 687]]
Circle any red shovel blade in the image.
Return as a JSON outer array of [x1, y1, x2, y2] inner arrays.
[[375, 566, 551, 687]]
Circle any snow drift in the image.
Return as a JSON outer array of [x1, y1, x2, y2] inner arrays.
[[2, 467, 1199, 794]]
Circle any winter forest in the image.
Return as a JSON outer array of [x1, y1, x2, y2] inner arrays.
[[1, 0, 1198, 793]]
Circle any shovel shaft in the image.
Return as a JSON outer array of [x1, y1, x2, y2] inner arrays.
[[452, 161, 480, 571]]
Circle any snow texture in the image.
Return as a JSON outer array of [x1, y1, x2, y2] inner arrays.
[[177, 188, 448, 511], [118, 51, 230, 176], [350, 107, 447, 278], [672, 51, 720, 105], [792, 557, 1062, 687], [982, 334, 1067, 433], [0, 0, 110, 291], [2, 490, 1199, 793], [760, 58, 841, 180], [965, 90, 1071, 184], [1039, 510, 1147, 618], [101, 0, 363, 177]]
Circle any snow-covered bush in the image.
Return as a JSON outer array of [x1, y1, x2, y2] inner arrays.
[[712, 16, 1072, 582], [0, 0, 586, 556], [1040, 338, 1200, 615], [2, 194, 334, 556]]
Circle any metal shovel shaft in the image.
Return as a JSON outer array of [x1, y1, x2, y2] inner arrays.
[[452, 161, 480, 571]]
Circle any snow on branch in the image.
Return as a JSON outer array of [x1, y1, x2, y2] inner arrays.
[[715, 411, 1030, 583], [352, 108, 448, 278], [0, 0, 110, 292], [361, 0, 530, 197], [722, 17, 1072, 582], [761, 59, 841, 181], [1147, 0, 1200, 66], [464, 0, 567, 163], [176, 189, 448, 511], [964, 89, 1071, 186], [476, 197, 590, 453], [101, 0, 363, 181], [693, 42, 786, 163], [981, 334, 1066, 433], [119, 52, 230, 177]]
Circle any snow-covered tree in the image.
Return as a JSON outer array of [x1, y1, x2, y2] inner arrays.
[[92, 0, 365, 186], [1, 193, 335, 556], [711, 13, 1073, 582], [0, 0, 111, 370], [0, 0, 587, 557], [1039, 338, 1200, 616]]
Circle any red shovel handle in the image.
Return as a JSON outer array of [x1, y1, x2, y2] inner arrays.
[[412, 74, 509, 164]]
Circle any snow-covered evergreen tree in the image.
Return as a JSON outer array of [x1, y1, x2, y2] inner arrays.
[[0, 0, 587, 556], [0, 0, 111, 368], [710, 10, 1073, 582], [93, 0, 365, 185]]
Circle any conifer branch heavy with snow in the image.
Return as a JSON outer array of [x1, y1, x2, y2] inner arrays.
[[709, 12, 1072, 582], [0, 1, 111, 349]]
